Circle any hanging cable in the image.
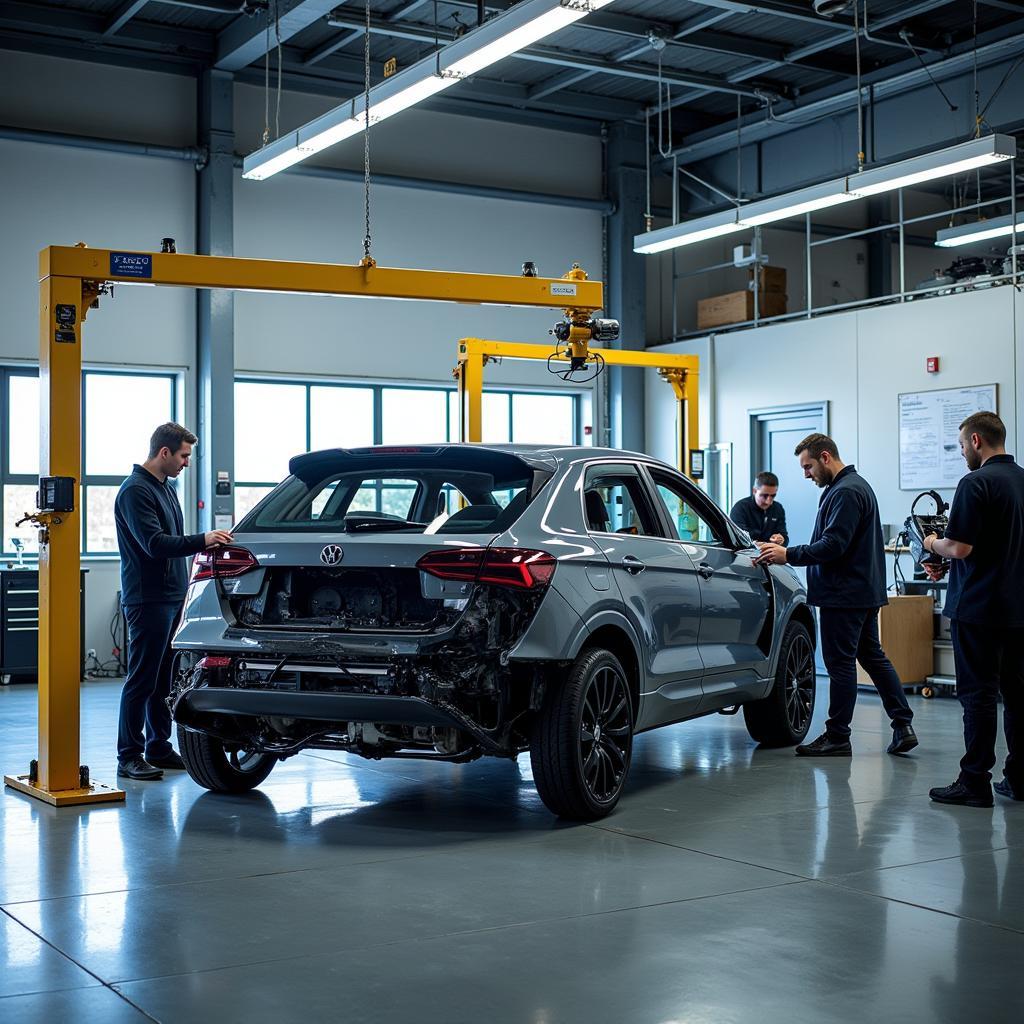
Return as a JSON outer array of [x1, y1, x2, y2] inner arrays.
[[274, 0, 283, 140], [972, 0, 980, 138], [644, 106, 653, 231], [854, 0, 864, 171], [736, 94, 742, 201], [362, 0, 373, 264], [261, 8, 270, 145], [656, 52, 672, 159]]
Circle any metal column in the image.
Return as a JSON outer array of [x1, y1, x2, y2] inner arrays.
[[605, 123, 647, 453], [196, 69, 235, 533]]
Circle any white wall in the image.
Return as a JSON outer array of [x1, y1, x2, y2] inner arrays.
[[0, 49, 604, 661], [646, 286, 1021, 545]]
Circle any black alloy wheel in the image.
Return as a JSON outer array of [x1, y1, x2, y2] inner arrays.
[[742, 620, 816, 747], [177, 726, 279, 793], [578, 665, 632, 804], [531, 647, 635, 819], [783, 630, 815, 735]]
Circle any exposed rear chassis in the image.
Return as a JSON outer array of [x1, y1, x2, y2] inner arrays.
[[172, 683, 517, 762]]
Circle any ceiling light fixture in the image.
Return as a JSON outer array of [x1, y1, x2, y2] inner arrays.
[[935, 212, 1024, 248], [243, 0, 616, 181], [634, 135, 1016, 256]]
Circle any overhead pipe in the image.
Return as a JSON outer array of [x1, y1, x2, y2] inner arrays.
[[0, 124, 612, 213]]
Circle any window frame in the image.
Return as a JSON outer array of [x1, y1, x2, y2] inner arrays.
[[234, 375, 582, 519], [642, 465, 736, 548], [1, 366, 179, 557], [581, 463, 665, 538]]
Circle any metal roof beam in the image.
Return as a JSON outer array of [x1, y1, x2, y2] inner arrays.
[[215, 0, 342, 71], [657, 0, 959, 114], [322, 12, 780, 97], [101, 0, 149, 39], [668, 26, 1024, 164]]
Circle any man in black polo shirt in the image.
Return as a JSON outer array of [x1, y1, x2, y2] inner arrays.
[[755, 433, 916, 756], [114, 423, 232, 780], [922, 411, 1024, 807], [730, 471, 789, 544]]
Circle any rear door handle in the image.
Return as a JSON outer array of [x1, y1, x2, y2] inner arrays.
[[621, 555, 646, 575], [697, 563, 714, 580]]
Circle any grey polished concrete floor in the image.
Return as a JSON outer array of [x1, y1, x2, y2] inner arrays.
[[1, 680, 1022, 1024]]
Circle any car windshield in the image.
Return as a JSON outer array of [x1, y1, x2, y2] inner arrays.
[[236, 462, 544, 535]]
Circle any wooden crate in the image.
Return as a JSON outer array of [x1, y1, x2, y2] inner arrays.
[[856, 595, 934, 686], [750, 265, 787, 293], [697, 289, 787, 330]]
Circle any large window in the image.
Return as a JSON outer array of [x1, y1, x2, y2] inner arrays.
[[235, 379, 580, 521], [2, 368, 178, 556]]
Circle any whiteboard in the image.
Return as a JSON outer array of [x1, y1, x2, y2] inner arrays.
[[898, 384, 998, 490]]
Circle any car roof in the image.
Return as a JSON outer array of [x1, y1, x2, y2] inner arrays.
[[288, 443, 677, 477]]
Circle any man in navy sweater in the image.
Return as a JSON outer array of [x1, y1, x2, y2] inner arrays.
[[755, 433, 916, 757], [114, 423, 232, 780]]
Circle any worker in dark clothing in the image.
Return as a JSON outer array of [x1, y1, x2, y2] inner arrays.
[[922, 411, 1024, 807], [730, 471, 789, 544], [755, 433, 917, 757], [114, 423, 232, 780]]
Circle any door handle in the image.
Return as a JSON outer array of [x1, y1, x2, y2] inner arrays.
[[621, 555, 646, 575], [697, 563, 715, 580]]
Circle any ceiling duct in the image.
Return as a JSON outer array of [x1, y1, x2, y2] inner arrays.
[[813, 0, 853, 16]]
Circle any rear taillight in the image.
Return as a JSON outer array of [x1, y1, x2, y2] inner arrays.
[[190, 546, 259, 583], [197, 655, 232, 669], [416, 547, 556, 590]]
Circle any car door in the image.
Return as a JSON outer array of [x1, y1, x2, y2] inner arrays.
[[581, 463, 704, 724], [645, 467, 772, 708]]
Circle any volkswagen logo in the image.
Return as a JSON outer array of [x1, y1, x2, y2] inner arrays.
[[319, 544, 344, 566]]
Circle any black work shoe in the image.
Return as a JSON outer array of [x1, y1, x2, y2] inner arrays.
[[995, 779, 1024, 802], [796, 733, 852, 757], [146, 750, 186, 771], [117, 758, 164, 781], [929, 781, 993, 807], [887, 725, 919, 755]]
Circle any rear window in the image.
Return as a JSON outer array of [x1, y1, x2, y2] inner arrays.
[[237, 467, 543, 535]]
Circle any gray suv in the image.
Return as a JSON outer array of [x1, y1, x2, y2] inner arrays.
[[170, 444, 816, 819]]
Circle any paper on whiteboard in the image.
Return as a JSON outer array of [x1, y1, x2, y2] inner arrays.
[[899, 384, 997, 490]]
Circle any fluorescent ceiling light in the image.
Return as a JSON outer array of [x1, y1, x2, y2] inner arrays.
[[633, 210, 745, 254], [848, 134, 1016, 198], [243, 0, 614, 181], [935, 212, 1024, 248], [634, 134, 1018, 256], [738, 178, 857, 227]]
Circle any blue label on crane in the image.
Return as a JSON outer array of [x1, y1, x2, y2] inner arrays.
[[110, 252, 153, 279]]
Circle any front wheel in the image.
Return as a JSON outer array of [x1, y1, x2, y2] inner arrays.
[[743, 620, 816, 747], [178, 726, 279, 793], [530, 648, 634, 820]]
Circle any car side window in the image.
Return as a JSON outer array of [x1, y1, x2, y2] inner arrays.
[[650, 473, 727, 545], [583, 468, 662, 537]]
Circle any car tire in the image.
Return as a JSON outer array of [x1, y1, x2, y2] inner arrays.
[[742, 620, 816, 747], [177, 726, 279, 793], [530, 647, 634, 820]]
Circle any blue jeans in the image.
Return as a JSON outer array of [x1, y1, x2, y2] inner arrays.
[[819, 606, 913, 740], [117, 601, 182, 763]]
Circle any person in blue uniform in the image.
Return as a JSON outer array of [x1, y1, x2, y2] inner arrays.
[[755, 433, 917, 757], [922, 411, 1024, 807], [114, 423, 232, 781], [730, 471, 789, 544]]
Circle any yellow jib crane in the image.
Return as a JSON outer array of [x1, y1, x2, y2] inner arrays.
[[5, 244, 698, 807]]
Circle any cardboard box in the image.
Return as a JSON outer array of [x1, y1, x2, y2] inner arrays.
[[856, 595, 935, 686], [750, 265, 787, 293], [697, 289, 787, 330]]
